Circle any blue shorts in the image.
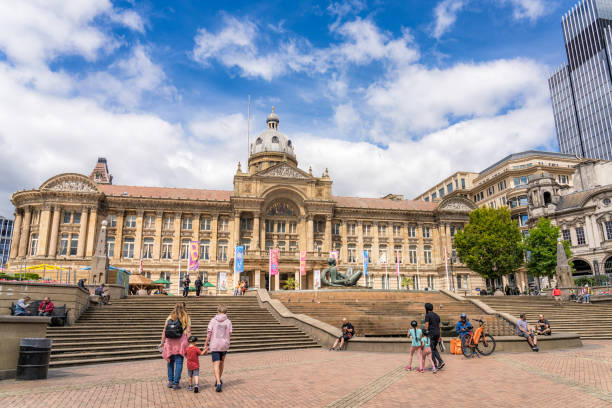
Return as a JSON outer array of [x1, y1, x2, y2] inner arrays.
[[211, 351, 227, 362]]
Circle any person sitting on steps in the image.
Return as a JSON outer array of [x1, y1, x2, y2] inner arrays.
[[329, 318, 354, 351], [535, 314, 552, 336], [517, 313, 539, 351]]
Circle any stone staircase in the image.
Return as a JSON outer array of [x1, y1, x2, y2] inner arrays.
[[272, 291, 514, 337], [470, 296, 612, 340], [47, 296, 319, 367]]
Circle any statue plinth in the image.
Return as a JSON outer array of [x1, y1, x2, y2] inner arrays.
[[555, 238, 574, 288], [90, 221, 110, 284]]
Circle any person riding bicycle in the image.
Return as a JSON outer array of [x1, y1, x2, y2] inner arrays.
[[455, 313, 473, 341]]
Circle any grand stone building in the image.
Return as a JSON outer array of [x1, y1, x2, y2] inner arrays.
[[8, 109, 479, 293]]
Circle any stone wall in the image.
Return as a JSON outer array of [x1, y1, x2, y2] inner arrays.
[[0, 316, 49, 379], [0, 282, 90, 324]]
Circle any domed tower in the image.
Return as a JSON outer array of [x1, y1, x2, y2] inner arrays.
[[527, 172, 561, 225], [248, 107, 297, 174]]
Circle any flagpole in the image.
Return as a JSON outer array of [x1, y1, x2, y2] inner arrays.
[[178, 257, 181, 296]]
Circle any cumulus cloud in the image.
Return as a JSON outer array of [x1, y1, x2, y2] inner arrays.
[[432, 0, 468, 39], [502, 0, 549, 21]]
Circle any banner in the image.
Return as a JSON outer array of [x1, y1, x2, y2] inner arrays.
[[314, 269, 321, 289], [270, 249, 279, 276], [219, 272, 228, 291], [188, 240, 199, 271], [330, 250, 339, 261], [299, 250, 307, 276], [363, 250, 369, 277], [234, 246, 244, 274]]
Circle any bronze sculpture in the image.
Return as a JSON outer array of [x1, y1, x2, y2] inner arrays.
[[321, 258, 362, 286]]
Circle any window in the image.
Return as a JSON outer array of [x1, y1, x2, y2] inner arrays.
[[73, 212, 81, 225], [605, 221, 612, 240], [180, 239, 189, 259], [461, 179, 466, 189], [347, 223, 356, 235], [393, 225, 402, 237], [457, 275, 468, 290], [450, 226, 456, 237], [63, 211, 71, 224], [366, 275, 374, 288], [424, 245, 432, 264], [558, 175, 568, 184], [59, 234, 69, 256], [201, 216, 211, 231], [562, 229, 571, 244], [315, 220, 325, 233], [70, 234, 79, 256], [439, 188, 445, 198], [122, 237, 134, 258], [241, 238, 251, 251], [432, 192, 437, 200], [348, 244, 356, 263], [379, 244, 387, 263], [363, 224, 371, 236], [277, 241, 286, 251], [519, 214, 529, 226], [427, 275, 435, 289], [518, 195, 529, 206], [381, 275, 389, 290], [276, 221, 286, 233], [289, 241, 297, 252], [144, 215, 155, 229], [378, 224, 387, 236], [487, 186, 495, 196], [217, 240, 228, 261], [143, 238, 154, 259], [409, 245, 417, 264], [314, 240, 322, 252], [218, 218, 229, 232], [333, 241, 342, 254], [265, 240, 274, 251], [125, 215, 136, 228], [394, 245, 402, 263], [289, 222, 297, 234], [106, 237, 115, 257], [182, 217, 192, 230], [513, 177, 520, 187], [332, 223, 340, 235], [447, 183, 453, 194], [163, 216, 174, 230], [200, 240, 210, 260], [575, 227, 586, 245], [241, 218, 253, 231], [422, 226, 431, 238], [498, 180, 506, 191], [455, 179, 458, 189], [407, 225, 416, 238], [162, 238, 172, 259], [107, 214, 117, 227], [29, 234, 38, 256], [425, 197, 429, 202], [364, 244, 372, 261], [265, 220, 274, 233]]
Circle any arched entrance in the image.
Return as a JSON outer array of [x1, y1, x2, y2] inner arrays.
[[572, 259, 592, 276], [604, 256, 612, 275]]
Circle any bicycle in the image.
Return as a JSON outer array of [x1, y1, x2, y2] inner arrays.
[[461, 318, 496, 357]]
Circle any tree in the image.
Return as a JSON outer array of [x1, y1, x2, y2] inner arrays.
[[282, 276, 296, 290], [454, 207, 523, 279], [524, 217, 572, 279]]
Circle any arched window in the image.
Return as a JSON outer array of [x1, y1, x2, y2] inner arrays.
[[543, 191, 552, 205], [605, 257, 612, 274], [271, 136, 279, 143], [267, 201, 296, 217], [287, 140, 292, 147], [256, 137, 263, 145]]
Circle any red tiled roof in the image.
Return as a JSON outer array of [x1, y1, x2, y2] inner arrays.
[[333, 196, 436, 211], [99, 184, 232, 201]]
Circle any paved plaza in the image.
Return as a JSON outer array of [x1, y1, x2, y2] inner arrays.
[[1, 341, 611, 408]]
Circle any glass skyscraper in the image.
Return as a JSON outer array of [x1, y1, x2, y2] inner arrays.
[[548, 0, 612, 161], [0, 216, 13, 267]]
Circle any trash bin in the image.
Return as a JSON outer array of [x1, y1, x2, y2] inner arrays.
[[16, 338, 52, 380]]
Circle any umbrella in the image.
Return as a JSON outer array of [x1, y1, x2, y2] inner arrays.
[[204, 282, 216, 287], [129, 273, 154, 286], [152, 278, 171, 285], [27, 264, 67, 270], [80, 265, 130, 274]]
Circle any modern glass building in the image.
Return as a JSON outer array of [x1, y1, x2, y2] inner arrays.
[[548, 0, 612, 161], [0, 216, 14, 267]]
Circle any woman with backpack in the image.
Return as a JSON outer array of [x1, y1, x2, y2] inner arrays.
[[160, 302, 191, 390]]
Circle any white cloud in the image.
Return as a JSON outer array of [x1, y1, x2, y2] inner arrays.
[[503, 0, 549, 21], [109, 9, 145, 33], [432, 0, 468, 39]]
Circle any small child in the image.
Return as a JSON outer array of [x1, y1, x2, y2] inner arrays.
[[420, 329, 437, 374], [406, 320, 422, 371], [185, 336, 204, 393]]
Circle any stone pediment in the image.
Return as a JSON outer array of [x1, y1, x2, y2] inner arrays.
[[256, 163, 311, 180], [437, 197, 476, 213], [40, 173, 100, 193]]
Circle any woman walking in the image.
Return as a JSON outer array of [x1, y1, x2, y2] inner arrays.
[[160, 302, 191, 390]]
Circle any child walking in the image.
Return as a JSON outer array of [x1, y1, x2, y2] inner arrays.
[[203, 304, 233, 392], [406, 320, 422, 371], [185, 336, 204, 393], [420, 329, 437, 374]]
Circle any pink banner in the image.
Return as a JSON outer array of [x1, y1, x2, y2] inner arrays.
[[188, 240, 199, 271], [300, 250, 307, 276], [270, 249, 279, 276]]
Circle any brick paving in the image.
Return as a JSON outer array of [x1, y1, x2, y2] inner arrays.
[[0, 341, 611, 408]]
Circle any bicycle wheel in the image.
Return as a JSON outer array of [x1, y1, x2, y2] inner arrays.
[[476, 334, 496, 356], [461, 335, 474, 358]]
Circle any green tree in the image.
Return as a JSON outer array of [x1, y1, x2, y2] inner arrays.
[[454, 207, 523, 279], [282, 276, 296, 290], [524, 217, 572, 279]]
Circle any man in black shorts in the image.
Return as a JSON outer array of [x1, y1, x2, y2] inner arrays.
[[424, 303, 445, 370], [330, 318, 354, 351]]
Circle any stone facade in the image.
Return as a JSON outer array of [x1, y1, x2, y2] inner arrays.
[[8, 109, 482, 294]]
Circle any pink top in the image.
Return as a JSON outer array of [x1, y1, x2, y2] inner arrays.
[[161, 315, 191, 362], [207, 314, 232, 352]]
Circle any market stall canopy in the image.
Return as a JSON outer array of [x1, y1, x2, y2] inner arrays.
[[204, 282, 216, 287], [129, 273, 155, 286], [26, 264, 68, 270], [152, 279, 171, 285]]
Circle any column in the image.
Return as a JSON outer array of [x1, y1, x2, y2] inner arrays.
[[18, 206, 32, 258], [37, 205, 51, 257], [232, 212, 240, 248], [85, 207, 98, 257], [274, 273, 280, 291], [133, 210, 144, 259], [324, 216, 332, 252], [299, 216, 307, 252], [254, 269, 261, 288], [307, 216, 314, 252], [373, 221, 379, 263], [76, 207, 89, 257], [252, 214, 260, 251], [9, 210, 23, 259], [153, 211, 163, 260], [260, 217, 266, 252], [340, 220, 347, 261], [210, 214, 219, 261], [294, 270, 300, 290], [114, 210, 124, 260], [48, 206, 61, 258], [171, 212, 182, 260]]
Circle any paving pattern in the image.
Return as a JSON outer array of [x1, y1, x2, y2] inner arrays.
[[1, 341, 611, 408]]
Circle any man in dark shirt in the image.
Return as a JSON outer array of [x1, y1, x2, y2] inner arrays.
[[535, 314, 551, 335], [329, 318, 355, 351], [424, 302, 445, 370], [183, 275, 191, 297], [78, 278, 87, 290]]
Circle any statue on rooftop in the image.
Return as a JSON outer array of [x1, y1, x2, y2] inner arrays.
[[321, 258, 362, 287]]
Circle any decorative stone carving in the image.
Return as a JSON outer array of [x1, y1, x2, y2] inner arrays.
[[440, 201, 473, 212], [47, 180, 96, 193], [258, 163, 309, 179]]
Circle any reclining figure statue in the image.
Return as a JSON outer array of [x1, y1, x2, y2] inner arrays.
[[321, 258, 362, 287]]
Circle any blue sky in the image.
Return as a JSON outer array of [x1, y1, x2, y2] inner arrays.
[[0, 0, 579, 215]]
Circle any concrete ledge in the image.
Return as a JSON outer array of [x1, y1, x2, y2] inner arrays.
[[0, 315, 50, 380], [256, 289, 582, 353]]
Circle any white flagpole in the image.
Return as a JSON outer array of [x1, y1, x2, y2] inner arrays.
[[178, 257, 181, 296], [416, 252, 420, 290]]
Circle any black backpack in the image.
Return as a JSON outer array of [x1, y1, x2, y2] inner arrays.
[[165, 318, 184, 339]]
